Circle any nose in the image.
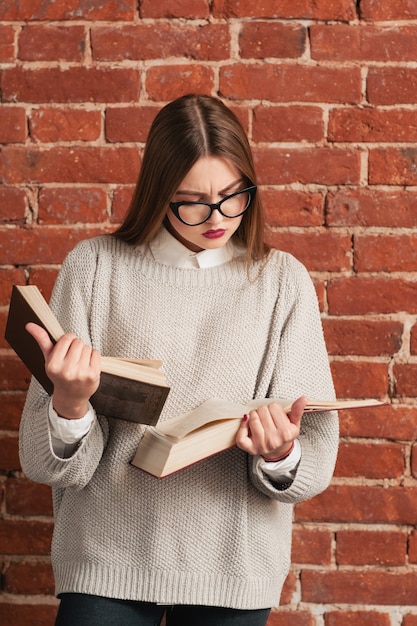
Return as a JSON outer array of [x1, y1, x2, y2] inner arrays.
[[206, 205, 224, 226]]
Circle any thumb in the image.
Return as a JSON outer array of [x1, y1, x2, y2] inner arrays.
[[25, 322, 55, 359], [289, 395, 308, 427]]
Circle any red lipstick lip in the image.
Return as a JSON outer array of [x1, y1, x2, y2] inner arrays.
[[203, 229, 226, 239]]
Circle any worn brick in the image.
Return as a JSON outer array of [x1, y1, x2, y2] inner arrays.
[[4, 561, 55, 595], [145, 65, 215, 101], [2, 67, 140, 103], [325, 610, 392, 626], [369, 148, 417, 186], [263, 189, 324, 227], [326, 189, 417, 228], [331, 361, 388, 399], [394, 364, 417, 399], [355, 234, 417, 272], [323, 318, 403, 356], [18, 25, 86, 61], [0, 24, 15, 62], [0, 520, 53, 555], [140, 0, 210, 18], [30, 108, 101, 142], [296, 485, 417, 525], [0, 106, 27, 143], [38, 187, 108, 224], [339, 404, 417, 441], [106, 106, 159, 143], [368, 67, 417, 105], [291, 527, 332, 564], [253, 105, 324, 143], [254, 147, 361, 185], [336, 530, 407, 566], [0, 0, 134, 20], [92, 24, 229, 61], [334, 441, 404, 479], [311, 24, 417, 62], [328, 277, 417, 315], [239, 22, 306, 59], [264, 231, 351, 272], [212, 0, 357, 20], [220, 64, 361, 103], [5, 478, 53, 516], [360, 0, 417, 20]]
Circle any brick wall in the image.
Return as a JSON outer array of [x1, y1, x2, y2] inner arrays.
[[1, 1, 417, 624]]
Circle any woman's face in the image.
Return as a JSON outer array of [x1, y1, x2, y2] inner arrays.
[[166, 156, 245, 253]]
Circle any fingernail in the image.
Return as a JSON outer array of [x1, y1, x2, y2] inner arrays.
[[243, 414, 248, 422]]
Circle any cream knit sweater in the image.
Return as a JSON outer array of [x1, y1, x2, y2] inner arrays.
[[19, 234, 338, 610]]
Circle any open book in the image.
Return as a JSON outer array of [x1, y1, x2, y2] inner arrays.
[[132, 396, 386, 478], [5, 285, 170, 425]]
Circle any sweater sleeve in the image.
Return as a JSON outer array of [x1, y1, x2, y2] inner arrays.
[[19, 240, 109, 489], [249, 253, 339, 502]]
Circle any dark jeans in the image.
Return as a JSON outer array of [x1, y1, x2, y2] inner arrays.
[[55, 594, 271, 626]]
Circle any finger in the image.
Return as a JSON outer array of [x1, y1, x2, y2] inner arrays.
[[25, 322, 55, 358], [235, 414, 257, 455], [288, 395, 308, 426]]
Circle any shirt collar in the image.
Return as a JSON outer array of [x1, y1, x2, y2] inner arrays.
[[148, 226, 237, 269]]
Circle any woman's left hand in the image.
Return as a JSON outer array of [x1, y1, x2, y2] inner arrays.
[[235, 396, 307, 461]]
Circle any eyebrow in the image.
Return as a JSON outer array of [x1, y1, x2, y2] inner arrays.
[[175, 177, 244, 198]]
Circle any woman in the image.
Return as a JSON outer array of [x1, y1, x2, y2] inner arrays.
[[19, 94, 339, 626]]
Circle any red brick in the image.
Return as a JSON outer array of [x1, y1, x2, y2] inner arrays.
[[0, 226, 112, 265], [368, 67, 417, 105], [369, 148, 417, 186], [5, 478, 53, 516], [263, 190, 324, 227], [111, 186, 135, 223], [239, 22, 306, 59], [334, 441, 404, 479], [0, 603, 57, 626], [0, 392, 26, 430], [0, 24, 15, 62], [140, 0, 210, 18], [267, 609, 314, 626], [311, 24, 417, 62], [38, 187, 108, 224], [301, 569, 417, 605], [264, 231, 351, 272], [0, 434, 20, 470], [254, 147, 360, 185], [2, 67, 140, 103], [220, 64, 361, 103], [325, 612, 391, 626], [253, 105, 324, 143], [0, 146, 140, 184], [336, 530, 407, 566], [411, 443, 417, 479], [339, 404, 417, 441], [0, 268, 26, 305], [394, 364, 417, 399], [296, 485, 417, 525], [291, 527, 332, 564], [30, 109, 101, 142], [323, 319, 402, 356], [212, 0, 357, 20], [326, 189, 417, 228], [412, 324, 417, 355], [360, 0, 417, 20], [145, 65, 215, 101], [28, 269, 59, 302], [0, 520, 53, 554], [0, 187, 28, 222], [0, 107, 26, 143], [331, 361, 388, 399], [409, 530, 417, 563], [404, 616, 417, 626], [328, 277, 417, 315], [329, 107, 417, 143], [355, 234, 417, 272], [0, 0, 134, 20], [92, 24, 229, 61], [4, 560, 55, 595], [18, 25, 85, 61], [106, 106, 159, 143]]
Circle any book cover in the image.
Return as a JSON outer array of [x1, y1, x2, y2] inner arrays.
[[5, 285, 170, 425]]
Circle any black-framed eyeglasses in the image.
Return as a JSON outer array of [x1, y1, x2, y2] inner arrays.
[[169, 185, 257, 226]]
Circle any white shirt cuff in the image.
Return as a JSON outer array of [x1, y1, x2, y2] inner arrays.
[[258, 438, 301, 481], [48, 400, 95, 444]]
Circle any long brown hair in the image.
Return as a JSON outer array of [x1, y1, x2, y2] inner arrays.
[[113, 94, 270, 263]]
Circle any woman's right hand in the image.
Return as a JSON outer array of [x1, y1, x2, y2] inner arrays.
[[26, 322, 101, 419]]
